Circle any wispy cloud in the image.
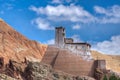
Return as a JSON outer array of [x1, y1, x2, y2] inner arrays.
[[32, 18, 54, 30], [94, 5, 120, 17], [45, 39, 55, 44], [94, 5, 120, 24], [51, 0, 77, 4], [71, 35, 81, 42], [92, 35, 120, 55], [51, 0, 62, 4], [29, 5, 120, 31], [4, 3, 14, 10], [30, 4, 120, 24], [29, 4, 94, 23], [72, 24, 81, 30]]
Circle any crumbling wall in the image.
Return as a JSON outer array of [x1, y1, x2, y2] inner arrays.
[[94, 60, 106, 80], [97, 60, 106, 70]]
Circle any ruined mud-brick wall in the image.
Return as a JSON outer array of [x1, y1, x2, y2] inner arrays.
[[41, 46, 96, 77]]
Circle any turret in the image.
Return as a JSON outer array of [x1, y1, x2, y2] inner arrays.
[[55, 27, 65, 48]]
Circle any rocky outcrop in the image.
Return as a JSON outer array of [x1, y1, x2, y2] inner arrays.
[[0, 19, 47, 64], [0, 59, 25, 80], [24, 62, 95, 80], [0, 59, 95, 80], [0, 74, 17, 80]]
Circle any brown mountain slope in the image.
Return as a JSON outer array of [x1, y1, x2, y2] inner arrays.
[[91, 50, 120, 73], [0, 19, 47, 64]]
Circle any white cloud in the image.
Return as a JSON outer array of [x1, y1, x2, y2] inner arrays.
[[71, 35, 81, 42], [94, 5, 120, 17], [96, 17, 120, 24], [30, 4, 120, 28], [51, 0, 77, 4], [45, 39, 55, 44], [52, 0, 62, 4], [29, 4, 95, 23], [32, 18, 54, 30], [94, 5, 120, 24], [72, 24, 81, 30], [92, 35, 120, 55]]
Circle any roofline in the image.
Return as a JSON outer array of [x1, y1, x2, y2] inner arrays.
[[65, 38, 73, 39], [65, 42, 91, 47], [65, 38, 74, 40], [55, 26, 65, 29]]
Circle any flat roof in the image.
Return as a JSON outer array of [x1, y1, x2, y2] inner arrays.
[[65, 38, 73, 40], [66, 42, 91, 47], [55, 27, 65, 29]]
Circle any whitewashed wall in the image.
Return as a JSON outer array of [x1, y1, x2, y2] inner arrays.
[[64, 44, 92, 60]]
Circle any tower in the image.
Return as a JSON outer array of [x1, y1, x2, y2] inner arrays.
[[55, 27, 65, 48]]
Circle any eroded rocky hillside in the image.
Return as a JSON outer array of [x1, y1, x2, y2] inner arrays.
[[0, 60, 95, 80], [0, 19, 47, 64]]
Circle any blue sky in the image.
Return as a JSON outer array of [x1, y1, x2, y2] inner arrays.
[[0, 0, 120, 55]]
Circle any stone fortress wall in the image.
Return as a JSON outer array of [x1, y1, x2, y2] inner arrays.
[[41, 26, 106, 78], [55, 27, 92, 60]]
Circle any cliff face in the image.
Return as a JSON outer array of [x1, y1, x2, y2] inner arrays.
[[0, 19, 47, 64]]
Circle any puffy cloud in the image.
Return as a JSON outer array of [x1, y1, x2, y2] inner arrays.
[[29, 4, 95, 23], [32, 18, 54, 30], [29, 4, 120, 30], [92, 35, 120, 55], [94, 5, 120, 24], [45, 39, 55, 44], [72, 24, 81, 30], [94, 5, 120, 17]]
